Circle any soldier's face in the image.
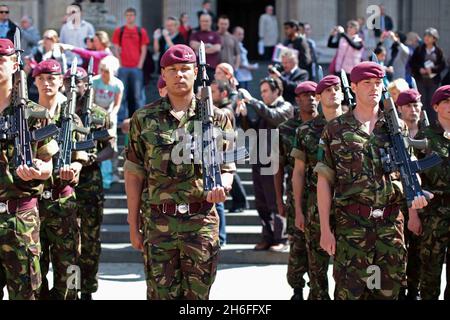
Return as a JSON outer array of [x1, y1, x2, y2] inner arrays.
[[434, 98, 450, 122], [319, 85, 343, 109], [162, 63, 197, 96], [352, 78, 383, 107], [399, 102, 421, 123], [35, 74, 63, 99], [0, 55, 18, 85], [296, 92, 317, 114]]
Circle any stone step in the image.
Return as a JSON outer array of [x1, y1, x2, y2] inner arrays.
[[102, 208, 261, 226], [104, 194, 257, 210], [100, 243, 288, 264], [106, 179, 256, 195], [100, 224, 262, 245]]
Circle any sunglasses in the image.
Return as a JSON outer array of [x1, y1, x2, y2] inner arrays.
[[0, 11, 9, 14]]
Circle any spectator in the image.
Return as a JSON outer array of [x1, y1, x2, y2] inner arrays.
[[0, 4, 17, 41], [357, 16, 377, 61], [215, 62, 239, 89], [303, 22, 319, 80], [371, 45, 393, 86], [374, 4, 394, 38], [153, 16, 185, 70], [93, 55, 123, 184], [20, 16, 40, 56], [327, 20, 363, 77], [59, 2, 95, 63], [196, 0, 216, 29], [59, 31, 112, 75], [268, 50, 309, 105], [381, 31, 410, 81], [233, 26, 258, 90], [258, 5, 278, 61], [236, 77, 293, 252], [410, 28, 446, 123], [387, 78, 410, 104], [190, 13, 221, 82], [178, 12, 192, 44], [112, 7, 149, 123], [283, 20, 312, 72], [217, 15, 240, 71]]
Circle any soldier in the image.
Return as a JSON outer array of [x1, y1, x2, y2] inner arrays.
[[292, 75, 343, 300], [124, 44, 236, 300], [396, 89, 424, 300], [409, 85, 450, 300], [237, 78, 293, 251], [32, 60, 86, 300], [67, 67, 115, 300], [276, 81, 318, 300], [0, 39, 57, 300], [315, 61, 431, 300]]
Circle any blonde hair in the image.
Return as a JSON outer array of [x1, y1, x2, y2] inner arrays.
[[99, 55, 120, 76], [95, 31, 110, 48], [42, 29, 59, 43], [388, 78, 410, 93]]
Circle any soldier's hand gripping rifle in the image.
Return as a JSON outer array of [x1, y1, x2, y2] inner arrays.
[[340, 70, 356, 109], [380, 89, 442, 207], [0, 29, 59, 167], [197, 41, 248, 191], [81, 57, 111, 142], [54, 57, 95, 171]]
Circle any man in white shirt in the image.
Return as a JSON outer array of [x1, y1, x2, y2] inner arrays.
[[258, 5, 278, 61]]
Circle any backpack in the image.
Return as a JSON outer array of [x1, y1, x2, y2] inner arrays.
[[119, 26, 155, 85]]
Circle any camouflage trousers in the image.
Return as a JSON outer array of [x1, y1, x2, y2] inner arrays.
[[419, 205, 450, 300], [142, 206, 220, 300], [304, 193, 332, 300], [0, 207, 41, 300], [286, 201, 309, 290], [38, 194, 80, 300], [333, 206, 407, 300]]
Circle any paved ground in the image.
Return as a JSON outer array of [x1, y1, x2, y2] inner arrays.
[[3, 262, 446, 300]]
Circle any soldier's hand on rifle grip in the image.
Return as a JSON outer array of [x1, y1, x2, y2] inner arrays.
[[411, 190, 434, 209], [206, 187, 227, 203], [320, 229, 336, 256], [16, 162, 43, 181]]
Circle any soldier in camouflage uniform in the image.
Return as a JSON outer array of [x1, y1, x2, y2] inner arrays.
[[314, 62, 430, 300], [0, 39, 58, 300], [124, 45, 236, 300], [291, 75, 343, 300], [409, 85, 450, 300], [32, 60, 87, 300], [276, 81, 318, 300], [396, 89, 424, 300], [68, 67, 115, 300]]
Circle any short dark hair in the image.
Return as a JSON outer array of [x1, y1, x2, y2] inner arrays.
[[203, 0, 211, 5], [218, 15, 229, 21], [284, 20, 299, 30], [125, 7, 137, 15], [70, 2, 82, 12], [212, 80, 232, 95], [298, 22, 305, 29], [260, 77, 283, 96], [374, 45, 386, 56]]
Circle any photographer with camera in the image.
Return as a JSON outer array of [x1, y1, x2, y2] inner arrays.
[[268, 50, 309, 105]]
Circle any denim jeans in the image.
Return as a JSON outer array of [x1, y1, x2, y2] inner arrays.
[[216, 202, 226, 246], [118, 67, 146, 124]]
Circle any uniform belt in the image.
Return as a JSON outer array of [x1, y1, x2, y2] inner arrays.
[[0, 197, 38, 215], [341, 203, 400, 220], [150, 201, 213, 216], [41, 185, 74, 201]]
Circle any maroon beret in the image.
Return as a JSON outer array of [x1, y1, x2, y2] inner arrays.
[[63, 67, 88, 80], [295, 81, 317, 95], [350, 61, 385, 83], [32, 59, 62, 77], [0, 39, 15, 56], [160, 44, 196, 68], [396, 89, 421, 106], [157, 76, 166, 89], [316, 75, 341, 94], [431, 85, 450, 106]]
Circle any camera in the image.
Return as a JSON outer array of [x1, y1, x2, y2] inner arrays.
[[268, 63, 282, 74]]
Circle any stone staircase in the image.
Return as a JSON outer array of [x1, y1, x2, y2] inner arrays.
[[99, 134, 289, 265]]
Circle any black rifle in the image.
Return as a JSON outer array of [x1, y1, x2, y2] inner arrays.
[[80, 57, 111, 142], [55, 57, 95, 171], [198, 41, 248, 191], [380, 91, 442, 207], [0, 29, 59, 167], [340, 70, 356, 109]]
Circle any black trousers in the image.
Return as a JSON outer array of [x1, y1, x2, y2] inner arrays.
[[252, 165, 287, 245], [229, 173, 248, 210]]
